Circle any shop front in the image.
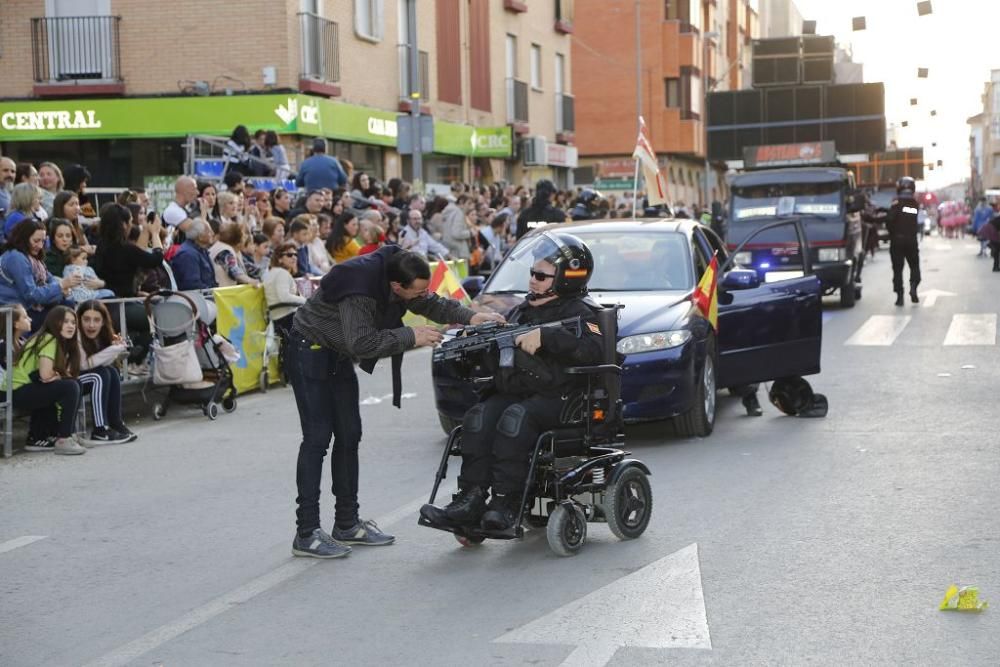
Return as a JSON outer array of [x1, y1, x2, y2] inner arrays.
[[0, 94, 512, 193]]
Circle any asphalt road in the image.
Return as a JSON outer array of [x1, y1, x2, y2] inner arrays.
[[1, 234, 998, 666]]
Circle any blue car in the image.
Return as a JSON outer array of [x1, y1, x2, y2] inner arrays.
[[432, 219, 823, 437]]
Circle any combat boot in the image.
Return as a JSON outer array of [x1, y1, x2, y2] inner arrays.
[[894, 291, 904, 307], [481, 494, 519, 531], [420, 486, 487, 527], [742, 392, 763, 417], [910, 287, 919, 304]]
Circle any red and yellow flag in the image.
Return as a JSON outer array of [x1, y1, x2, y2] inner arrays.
[[428, 261, 471, 304], [692, 255, 719, 330]]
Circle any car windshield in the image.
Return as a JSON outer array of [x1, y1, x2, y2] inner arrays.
[[485, 230, 694, 293], [732, 181, 842, 221]]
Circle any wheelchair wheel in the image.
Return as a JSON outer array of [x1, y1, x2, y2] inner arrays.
[[454, 533, 485, 547], [547, 504, 587, 557], [605, 466, 652, 540]]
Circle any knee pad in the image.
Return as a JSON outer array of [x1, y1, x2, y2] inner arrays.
[[497, 404, 527, 438], [463, 403, 485, 433]]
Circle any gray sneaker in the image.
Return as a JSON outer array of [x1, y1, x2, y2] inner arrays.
[[330, 519, 395, 546], [292, 528, 351, 559], [54, 437, 86, 456]]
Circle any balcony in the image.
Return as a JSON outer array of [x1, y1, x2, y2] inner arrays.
[[555, 93, 575, 140], [506, 78, 529, 131], [31, 16, 124, 96], [397, 44, 429, 111], [298, 12, 341, 96]]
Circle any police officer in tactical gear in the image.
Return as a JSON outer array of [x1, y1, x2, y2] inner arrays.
[[420, 232, 604, 532], [515, 179, 568, 239], [569, 188, 606, 221], [886, 176, 922, 306]]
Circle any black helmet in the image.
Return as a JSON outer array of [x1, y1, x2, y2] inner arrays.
[[512, 231, 594, 299], [577, 188, 605, 210], [542, 232, 593, 296], [768, 377, 829, 418], [897, 176, 916, 197]]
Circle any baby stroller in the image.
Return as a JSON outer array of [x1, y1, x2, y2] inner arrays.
[[145, 290, 238, 421]]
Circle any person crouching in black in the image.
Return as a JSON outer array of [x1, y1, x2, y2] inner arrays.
[[421, 232, 604, 532], [288, 246, 505, 559]]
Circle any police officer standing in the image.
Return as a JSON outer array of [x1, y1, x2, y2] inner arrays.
[[420, 232, 604, 532], [515, 179, 568, 239], [885, 176, 922, 306]]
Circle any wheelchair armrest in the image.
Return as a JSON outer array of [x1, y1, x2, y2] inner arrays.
[[565, 364, 622, 375]]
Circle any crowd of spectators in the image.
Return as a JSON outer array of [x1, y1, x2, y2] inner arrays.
[[0, 128, 691, 454]]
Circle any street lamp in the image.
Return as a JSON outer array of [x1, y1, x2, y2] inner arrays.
[[702, 31, 720, 212]]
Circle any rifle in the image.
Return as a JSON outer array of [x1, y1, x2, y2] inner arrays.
[[433, 316, 582, 368]]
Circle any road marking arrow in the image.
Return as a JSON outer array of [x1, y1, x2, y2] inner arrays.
[[494, 543, 711, 666], [921, 289, 956, 308]]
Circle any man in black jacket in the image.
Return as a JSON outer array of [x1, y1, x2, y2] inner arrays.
[[288, 247, 504, 558], [515, 179, 568, 239], [885, 176, 922, 305], [421, 232, 604, 532]]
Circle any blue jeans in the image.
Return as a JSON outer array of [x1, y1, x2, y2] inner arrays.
[[287, 334, 363, 534]]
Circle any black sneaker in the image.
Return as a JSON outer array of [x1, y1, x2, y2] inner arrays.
[[80, 426, 131, 447], [292, 528, 352, 559], [420, 486, 487, 526], [24, 435, 55, 452], [330, 519, 395, 546], [481, 494, 519, 531], [111, 425, 138, 443], [894, 292, 904, 307]]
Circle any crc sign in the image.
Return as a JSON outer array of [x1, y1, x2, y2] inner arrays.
[[1, 109, 102, 132]]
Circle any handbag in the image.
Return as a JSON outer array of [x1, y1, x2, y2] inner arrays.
[[469, 233, 484, 268], [151, 339, 203, 385]]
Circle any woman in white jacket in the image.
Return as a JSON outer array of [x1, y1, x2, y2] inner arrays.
[[76, 300, 135, 444], [263, 241, 307, 339]]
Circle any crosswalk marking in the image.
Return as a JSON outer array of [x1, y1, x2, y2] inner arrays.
[[943, 314, 997, 346], [844, 315, 912, 346]]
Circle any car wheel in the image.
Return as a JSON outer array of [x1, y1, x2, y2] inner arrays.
[[840, 282, 856, 308], [438, 413, 461, 435], [674, 336, 716, 438]]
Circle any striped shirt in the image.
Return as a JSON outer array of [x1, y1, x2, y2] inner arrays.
[[292, 286, 475, 362]]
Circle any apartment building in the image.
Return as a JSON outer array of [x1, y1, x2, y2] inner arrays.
[[0, 0, 575, 193], [968, 70, 1000, 196], [573, 0, 758, 208]]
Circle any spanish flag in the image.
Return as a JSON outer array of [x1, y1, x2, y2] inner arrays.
[[692, 255, 719, 331], [428, 261, 471, 304]]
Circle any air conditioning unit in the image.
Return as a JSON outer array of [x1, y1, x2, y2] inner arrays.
[[521, 136, 548, 166]]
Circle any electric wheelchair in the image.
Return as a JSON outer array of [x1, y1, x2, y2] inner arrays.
[[417, 306, 653, 557]]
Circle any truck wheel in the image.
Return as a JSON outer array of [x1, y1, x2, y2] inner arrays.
[[840, 282, 856, 308]]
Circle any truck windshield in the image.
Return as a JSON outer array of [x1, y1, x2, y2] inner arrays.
[[732, 181, 842, 221]]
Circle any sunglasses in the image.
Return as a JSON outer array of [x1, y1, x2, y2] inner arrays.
[[529, 270, 555, 280], [281, 252, 297, 258]]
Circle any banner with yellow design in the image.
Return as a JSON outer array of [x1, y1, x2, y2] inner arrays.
[[213, 284, 276, 394]]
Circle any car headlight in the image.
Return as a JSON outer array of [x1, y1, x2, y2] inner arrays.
[[817, 247, 845, 262], [616, 330, 692, 354], [733, 251, 752, 266]]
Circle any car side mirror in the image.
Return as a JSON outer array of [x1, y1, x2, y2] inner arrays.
[[721, 268, 760, 290], [462, 275, 485, 299]]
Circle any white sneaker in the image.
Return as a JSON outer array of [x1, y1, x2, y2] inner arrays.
[[54, 437, 86, 456]]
